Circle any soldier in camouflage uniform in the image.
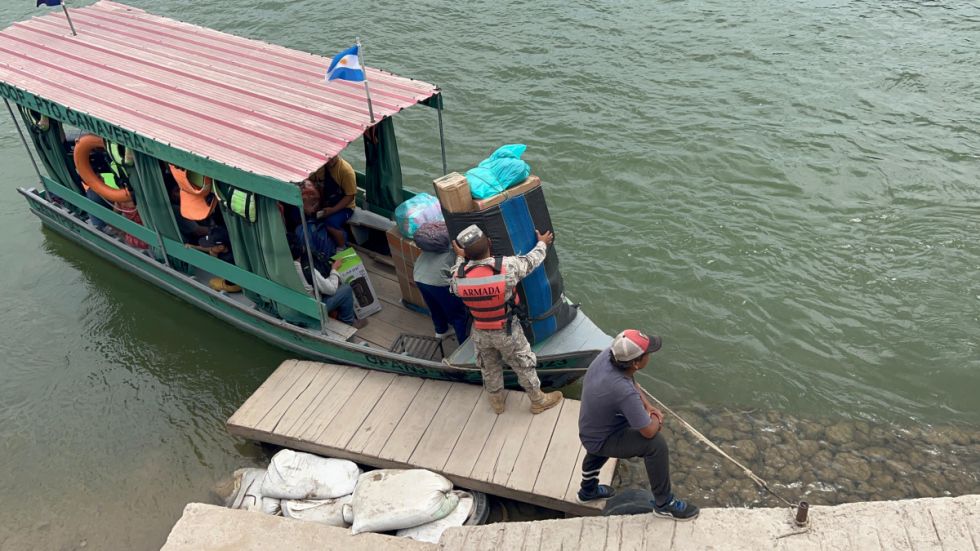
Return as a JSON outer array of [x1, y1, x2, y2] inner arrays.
[[450, 224, 563, 414]]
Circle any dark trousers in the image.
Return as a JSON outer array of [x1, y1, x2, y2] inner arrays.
[[416, 282, 470, 342], [581, 429, 673, 505]]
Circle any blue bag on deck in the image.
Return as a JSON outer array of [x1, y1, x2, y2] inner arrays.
[[465, 144, 532, 199]]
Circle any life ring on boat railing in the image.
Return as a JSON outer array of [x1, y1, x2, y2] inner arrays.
[[169, 164, 217, 221], [73, 134, 132, 204], [19, 106, 49, 132]]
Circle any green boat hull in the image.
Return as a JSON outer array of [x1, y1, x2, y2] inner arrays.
[[21, 188, 596, 389]]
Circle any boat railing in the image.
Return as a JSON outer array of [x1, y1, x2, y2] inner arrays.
[[37, 174, 337, 331]]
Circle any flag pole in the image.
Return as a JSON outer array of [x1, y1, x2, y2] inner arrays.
[[355, 36, 376, 123], [61, 2, 77, 36]]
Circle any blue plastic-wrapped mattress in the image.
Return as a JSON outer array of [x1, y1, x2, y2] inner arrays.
[[445, 183, 577, 344]]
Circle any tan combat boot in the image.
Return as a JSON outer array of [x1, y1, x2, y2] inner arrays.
[[528, 388, 563, 414], [488, 391, 506, 415]]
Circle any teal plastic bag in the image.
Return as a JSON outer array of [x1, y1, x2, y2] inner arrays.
[[394, 193, 443, 239], [465, 144, 531, 199]]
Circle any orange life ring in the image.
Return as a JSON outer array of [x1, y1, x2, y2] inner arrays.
[[73, 134, 132, 204], [170, 165, 217, 220]]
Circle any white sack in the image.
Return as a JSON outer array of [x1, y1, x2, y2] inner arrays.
[[396, 491, 474, 543], [261, 449, 361, 500], [281, 494, 353, 527], [227, 468, 281, 515], [349, 469, 459, 535]]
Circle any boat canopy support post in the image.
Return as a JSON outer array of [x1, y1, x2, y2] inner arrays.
[[4, 98, 49, 196], [355, 37, 376, 123], [437, 100, 448, 176], [298, 207, 328, 333]]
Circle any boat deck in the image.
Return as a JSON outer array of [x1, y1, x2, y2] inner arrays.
[[226, 360, 616, 516]]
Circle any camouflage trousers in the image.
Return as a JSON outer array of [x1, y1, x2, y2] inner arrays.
[[471, 327, 541, 393]]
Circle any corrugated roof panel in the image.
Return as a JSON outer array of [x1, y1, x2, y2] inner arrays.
[[0, 1, 440, 184]]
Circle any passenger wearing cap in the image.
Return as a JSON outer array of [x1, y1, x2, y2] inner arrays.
[[186, 226, 242, 293], [576, 330, 700, 520], [449, 224, 563, 415]]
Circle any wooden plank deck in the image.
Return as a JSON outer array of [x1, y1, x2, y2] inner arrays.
[[226, 360, 615, 516]]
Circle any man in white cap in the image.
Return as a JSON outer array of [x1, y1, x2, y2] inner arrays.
[[576, 330, 700, 520], [450, 224, 563, 415]]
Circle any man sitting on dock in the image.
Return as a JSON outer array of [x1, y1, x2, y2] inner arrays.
[[450, 224, 563, 415], [577, 330, 700, 520]]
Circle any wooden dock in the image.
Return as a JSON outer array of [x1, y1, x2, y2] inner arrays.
[[226, 360, 616, 516]]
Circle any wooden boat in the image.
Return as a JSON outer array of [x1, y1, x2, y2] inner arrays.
[[0, 1, 610, 388]]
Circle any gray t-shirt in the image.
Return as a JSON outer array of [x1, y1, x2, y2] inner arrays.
[[413, 251, 455, 287], [578, 347, 651, 454]]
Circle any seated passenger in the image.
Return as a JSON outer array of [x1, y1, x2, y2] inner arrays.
[[306, 154, 357, 249], [288, 239, 367, 329], [413, 222, 470, 342], [167, 183, 209, 243], [186, 226, 241, 293]]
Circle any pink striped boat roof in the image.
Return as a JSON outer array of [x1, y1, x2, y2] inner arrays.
[[0, 1, 440, 184]]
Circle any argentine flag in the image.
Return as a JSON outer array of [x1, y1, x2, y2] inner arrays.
[[326, 45, 365, 83]]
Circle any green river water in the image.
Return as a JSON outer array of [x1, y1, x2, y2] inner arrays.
[[0, 1, 977, 548]]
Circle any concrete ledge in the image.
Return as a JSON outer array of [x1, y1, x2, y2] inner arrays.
[[161, 503, 439, 551], [441, 495, 980, 550]]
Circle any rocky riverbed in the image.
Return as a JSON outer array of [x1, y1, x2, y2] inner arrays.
[[613, 408, 980, 508]]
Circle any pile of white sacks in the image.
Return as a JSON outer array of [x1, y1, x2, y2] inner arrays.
[[225, 449, 475, 543]]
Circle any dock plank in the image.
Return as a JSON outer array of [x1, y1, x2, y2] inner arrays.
[[346, 376, 424, 456], [442, 390, 500, 476], [317, 370, 397, 448], [292, 367, 368, 442], [227, 361, 607, 515], [226, 359, 301, 429], [273, 364, 346, 436], [378, 379, 453, 463], [409, 383, 483, 471], [504, 398, 563, 490], [532, 400, 586, 500], [253, 361, 319, 433], [469, 392, 533, 482]]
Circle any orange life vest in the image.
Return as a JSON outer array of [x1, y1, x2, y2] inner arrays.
[[456, 257, 519, 331]]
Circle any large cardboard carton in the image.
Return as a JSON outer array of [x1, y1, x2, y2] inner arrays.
[[384, 227, 426, 309], [433, 172, 474, 213], [472, 175, 542, 211], [330, 248, 382, 319]]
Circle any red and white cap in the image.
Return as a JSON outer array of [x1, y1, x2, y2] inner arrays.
[[611, 329, 663, 362]]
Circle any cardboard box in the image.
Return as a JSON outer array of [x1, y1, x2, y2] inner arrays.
[[384, 227, 426, 309], [330, 248, 383, 319], [473, 175, 542, 211], [433, 172, 474, 213]]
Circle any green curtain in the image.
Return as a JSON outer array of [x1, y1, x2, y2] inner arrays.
[[18, 108, 85, 211], [362, 116, 404, 217], [128, 153, 190, 273], [215, 182, 316, 326]]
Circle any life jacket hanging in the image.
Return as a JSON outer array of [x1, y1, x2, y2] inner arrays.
[[214, 183, 257, 223]]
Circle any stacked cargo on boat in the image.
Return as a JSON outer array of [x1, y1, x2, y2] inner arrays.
[[434, 172, 578, 345]]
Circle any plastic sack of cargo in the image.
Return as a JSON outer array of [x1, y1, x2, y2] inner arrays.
[[345, 469, 459, 535], [281, 494, 353, 527], [260, 449, 361, 500], [394, 193, 443, 239], [396, 491, 473, 543], [465, 144, 531, 199], [226, 468, 281, 515]]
